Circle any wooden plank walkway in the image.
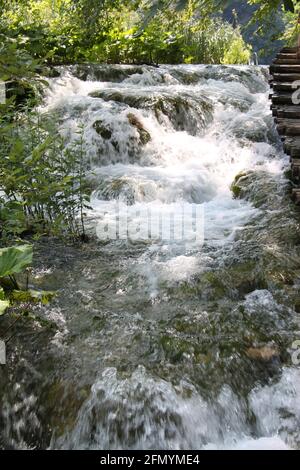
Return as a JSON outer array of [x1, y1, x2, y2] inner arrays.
[[269, 46, 300, 203]]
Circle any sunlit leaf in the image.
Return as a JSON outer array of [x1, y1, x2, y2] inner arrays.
[[0, 245, 33, 278], [0, 299, 10, 316]]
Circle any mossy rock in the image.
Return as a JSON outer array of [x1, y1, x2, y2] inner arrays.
[[195, 261, 266, 300], [93, 120, 112, 140], [231, 171, 248, 199], [231, 184, 242, 199], [75, 64, 143, 83], [110, 179, 127, 192], [201, 271, 227, 298], [226, 262, 266, 296], [11, 289, 56, 305], [160, 334, 196, 362], [90, 89, 213, 136], [94, 178, 136, 205], [43, 67, 61, 78], [173, 257, 274, 302], [127, 113, 151, 145], [233, 171, 248, 185], [43, 380, 89, 438]]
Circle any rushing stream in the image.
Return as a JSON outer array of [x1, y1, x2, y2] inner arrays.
[[1, 64, 300, 450]]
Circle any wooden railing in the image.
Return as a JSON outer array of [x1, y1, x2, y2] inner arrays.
[[270, 45, 300, 203]]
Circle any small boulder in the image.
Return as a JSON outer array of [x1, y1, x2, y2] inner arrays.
[[127, 113, 151, 145], [246, 345, 279, 361], [93, 120, 112, 140]]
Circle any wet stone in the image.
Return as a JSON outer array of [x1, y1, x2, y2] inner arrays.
[[93, 120, 112, 140], [127, 113, 151, 145], [246, 345, 280, 362]]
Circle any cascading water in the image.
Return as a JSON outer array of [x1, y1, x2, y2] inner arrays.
[[1, 64, 300, 450]]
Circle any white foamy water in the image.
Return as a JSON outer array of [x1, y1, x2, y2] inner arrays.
[[41, 65, 281, 262], [54, 365, 297, 450]]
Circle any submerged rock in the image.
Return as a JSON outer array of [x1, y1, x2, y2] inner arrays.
[[43, 380, 90, 439], [91, 113, 151, 164], [94, 177, 136, 205], [69, 64, 144, 82], [89, 89, 213, 136]]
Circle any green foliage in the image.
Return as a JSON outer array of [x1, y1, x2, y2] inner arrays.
[[0, 32, 40, 82], [246, 0, 299, 42], [222, 33, 252, 64], [0, 283, 10, 315], [11, 289, 56, 304], [0, 298, 10, 315], [0, 0, 252, 65], [0, 243, 56, 314], [141, 1, 300, 47], [0, 200, 27, 239], [0, 3, 91, 246], [1, 0, 299, 68], [249, 0, 299, 15], [0, 30, 45, 112], [0, 243, 32, 299], [82, 3, 251, 65], [0, 244, 33, 279], [0, 111, 90, 241], [280, 1, 300, 44], [182, 18, 251, 65]]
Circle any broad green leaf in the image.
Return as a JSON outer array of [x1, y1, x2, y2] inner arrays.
[[0, 299, 10, 316], [0, 245, 33, 278]]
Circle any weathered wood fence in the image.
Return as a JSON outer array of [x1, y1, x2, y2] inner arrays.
[[270, 46, 300, 203]]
